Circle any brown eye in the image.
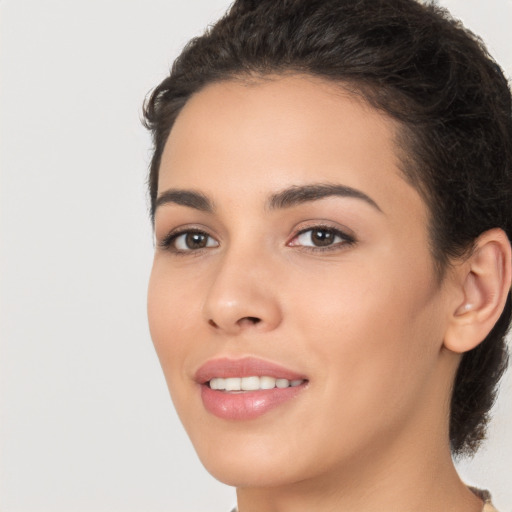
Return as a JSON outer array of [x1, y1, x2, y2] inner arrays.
[[296, 228, 342, 247], [171, 231, 219, 252], [289, 226, 355, 251], [310, 229, 337, 246], [185, 232, 208, 249]]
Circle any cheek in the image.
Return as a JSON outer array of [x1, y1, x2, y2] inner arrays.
[[147, 263, 200, 375], [147, 263, 207, 429], [292, 259, 444, 415]]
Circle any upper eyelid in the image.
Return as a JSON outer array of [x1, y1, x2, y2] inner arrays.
[[291, 221, 356, 239], [157, 228, 217, 251], [292, 227, 353, 241], [296, 225, 345, 236], [157, 223, 218, 242]]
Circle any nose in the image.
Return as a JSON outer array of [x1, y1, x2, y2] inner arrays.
[[202, 249, 283, 335]]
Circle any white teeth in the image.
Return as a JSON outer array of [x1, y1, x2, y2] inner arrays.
[[208, 376, 304, 391], [275, 378, 289, 388], [260, 376, 276, 389], [210, 378, 224, 390], [241, 376, 260, 391], [224, 377, 241, 391]]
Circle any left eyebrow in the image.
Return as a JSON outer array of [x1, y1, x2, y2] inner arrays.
[[267, 183, 383, 213]]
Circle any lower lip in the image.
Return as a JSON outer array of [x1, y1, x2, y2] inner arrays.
[[200, 383, 306, 420]]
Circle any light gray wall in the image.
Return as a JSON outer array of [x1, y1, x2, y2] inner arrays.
[[1, 1, 510, 511]]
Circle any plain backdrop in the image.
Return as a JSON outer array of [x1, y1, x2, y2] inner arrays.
[[1, 1, 511, 511]]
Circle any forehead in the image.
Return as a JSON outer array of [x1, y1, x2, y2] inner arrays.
[[159, 75, 426, 223]]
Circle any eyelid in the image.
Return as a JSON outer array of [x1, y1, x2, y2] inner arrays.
[[157, 225, 220, 253], [156, 221, 355, 254], [287, 222, 356, 250]]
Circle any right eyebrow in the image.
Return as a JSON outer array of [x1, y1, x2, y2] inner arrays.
[[154, 189, 215, 217], [267, 183, 382, 213]]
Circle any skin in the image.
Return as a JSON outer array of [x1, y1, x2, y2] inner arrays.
[[147, 75, 488, 512]]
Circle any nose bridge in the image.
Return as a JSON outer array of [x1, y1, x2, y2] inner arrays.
[[202, 239, 282, 333]]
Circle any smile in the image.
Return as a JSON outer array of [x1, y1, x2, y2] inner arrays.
[[209, 376, 305, 391], [196, 357, 308, 420]]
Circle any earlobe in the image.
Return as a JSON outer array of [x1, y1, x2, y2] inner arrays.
[[444, 228, 512, 354]]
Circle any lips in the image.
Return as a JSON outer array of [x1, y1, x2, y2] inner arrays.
[[195, 357, 307, 382], [195, 357, 308, 420]]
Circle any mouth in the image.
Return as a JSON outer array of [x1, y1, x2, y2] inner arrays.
[[195, 357, 308, 420], [208, 376, 306, 392]]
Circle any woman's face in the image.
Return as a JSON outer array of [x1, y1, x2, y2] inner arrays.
[[148, 76, 456, 488]]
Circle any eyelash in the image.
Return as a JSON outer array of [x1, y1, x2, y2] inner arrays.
[[159, 228, 217, 255], [289, 225, 356, 253], [158, 225, 356, 255]]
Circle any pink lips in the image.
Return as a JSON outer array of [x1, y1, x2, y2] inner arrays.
[[195, 357, 308, 421]]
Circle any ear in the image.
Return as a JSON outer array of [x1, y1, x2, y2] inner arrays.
[[444, 228, 512, 354]]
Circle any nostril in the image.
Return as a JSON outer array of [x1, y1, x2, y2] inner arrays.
[[241, 316, 261, 325], [207, 316, 262, 330]]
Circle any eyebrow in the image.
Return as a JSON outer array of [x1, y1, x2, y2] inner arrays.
[[153, 182, 382, 219], [154, 189, 215, 215], [267, 183, 382, 212]]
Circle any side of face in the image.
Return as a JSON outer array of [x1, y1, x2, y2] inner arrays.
[[147, 75, 459, 488]]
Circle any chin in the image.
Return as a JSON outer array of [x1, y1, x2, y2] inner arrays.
[[200, 454, 304, 488], [187, 424, 312, 488]]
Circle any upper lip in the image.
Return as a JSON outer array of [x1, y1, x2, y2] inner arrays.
[[194, 356, 307, 384]]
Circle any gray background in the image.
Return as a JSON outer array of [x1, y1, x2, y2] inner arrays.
[[1, 1, 511, 510]]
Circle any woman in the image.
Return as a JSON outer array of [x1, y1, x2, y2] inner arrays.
[[143, 0, 512, 510]]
